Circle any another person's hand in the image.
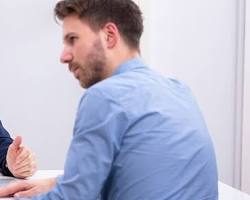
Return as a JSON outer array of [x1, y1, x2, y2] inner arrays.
[[6, 136, 37, 178], [0, 178, 56, 198]]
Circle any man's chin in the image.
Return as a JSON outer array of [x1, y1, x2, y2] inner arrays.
[[78, 78, 101, 89], [79, 81, 87, 89]]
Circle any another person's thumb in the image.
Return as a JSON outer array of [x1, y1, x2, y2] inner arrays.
[[9, 136, 22, 152]]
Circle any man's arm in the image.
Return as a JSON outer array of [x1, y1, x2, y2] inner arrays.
[[41, 90, 128, 199], [0, 89, 128, 199]]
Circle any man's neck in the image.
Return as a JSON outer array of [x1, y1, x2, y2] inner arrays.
[[104, 49, 140, 79]]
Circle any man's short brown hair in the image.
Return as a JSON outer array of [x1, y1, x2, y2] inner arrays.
[[54, 0, 143, 50]]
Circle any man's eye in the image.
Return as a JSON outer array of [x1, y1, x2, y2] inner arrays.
[[68, 37, 77, 44]]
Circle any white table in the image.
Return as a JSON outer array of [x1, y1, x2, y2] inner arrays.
[[1, 171, 250, 199], [219, 182, 250, 199]]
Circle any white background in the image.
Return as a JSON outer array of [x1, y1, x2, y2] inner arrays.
[[0, 0, 247, 190], [242, 0, 250, 194], [0, 1, 83, 170]]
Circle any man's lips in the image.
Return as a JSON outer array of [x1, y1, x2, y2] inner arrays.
[[69, 64, 80, 79], [69, 64, 78, 73]]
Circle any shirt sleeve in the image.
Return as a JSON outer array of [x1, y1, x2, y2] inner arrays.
[[0, 121, 14, 176], [28, 89, 129, 200]]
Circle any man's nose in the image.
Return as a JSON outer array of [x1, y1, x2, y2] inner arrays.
[[60, 49, 73, 63]]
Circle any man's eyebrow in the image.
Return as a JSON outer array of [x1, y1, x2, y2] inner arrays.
[[63, 32, 76, 41]]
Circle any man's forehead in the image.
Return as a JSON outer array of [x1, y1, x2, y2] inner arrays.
[[62, 16, 82, 29], [62, 16, 90, 33]]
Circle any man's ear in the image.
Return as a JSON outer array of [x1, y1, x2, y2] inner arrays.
[[102, 22, 119, 49]]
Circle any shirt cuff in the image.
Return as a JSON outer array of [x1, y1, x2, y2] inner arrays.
[[1, 159, 14, 177]]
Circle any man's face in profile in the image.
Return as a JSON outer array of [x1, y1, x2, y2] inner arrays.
[[60, 15, 106, 88]]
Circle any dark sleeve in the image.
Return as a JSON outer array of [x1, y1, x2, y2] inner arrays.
[[0, 120, 14, 176]]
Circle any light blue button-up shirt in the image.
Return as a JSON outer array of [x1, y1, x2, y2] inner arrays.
[[22, 58, 218, 200]]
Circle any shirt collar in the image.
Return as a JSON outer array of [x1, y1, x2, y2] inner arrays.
[[112, 57, 147, 76]]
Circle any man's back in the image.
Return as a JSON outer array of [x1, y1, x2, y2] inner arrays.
[[92, 58, 218, 200], [16, 58, 218, 200]]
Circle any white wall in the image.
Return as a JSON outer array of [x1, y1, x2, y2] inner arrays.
[[0, 0, 83, 169], [242, 0, 250, 194], [0, 0, 244, 187], [139, 0, 241, 186]]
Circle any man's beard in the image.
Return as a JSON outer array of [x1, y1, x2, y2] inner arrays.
[[70, 39, 107, 88]]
